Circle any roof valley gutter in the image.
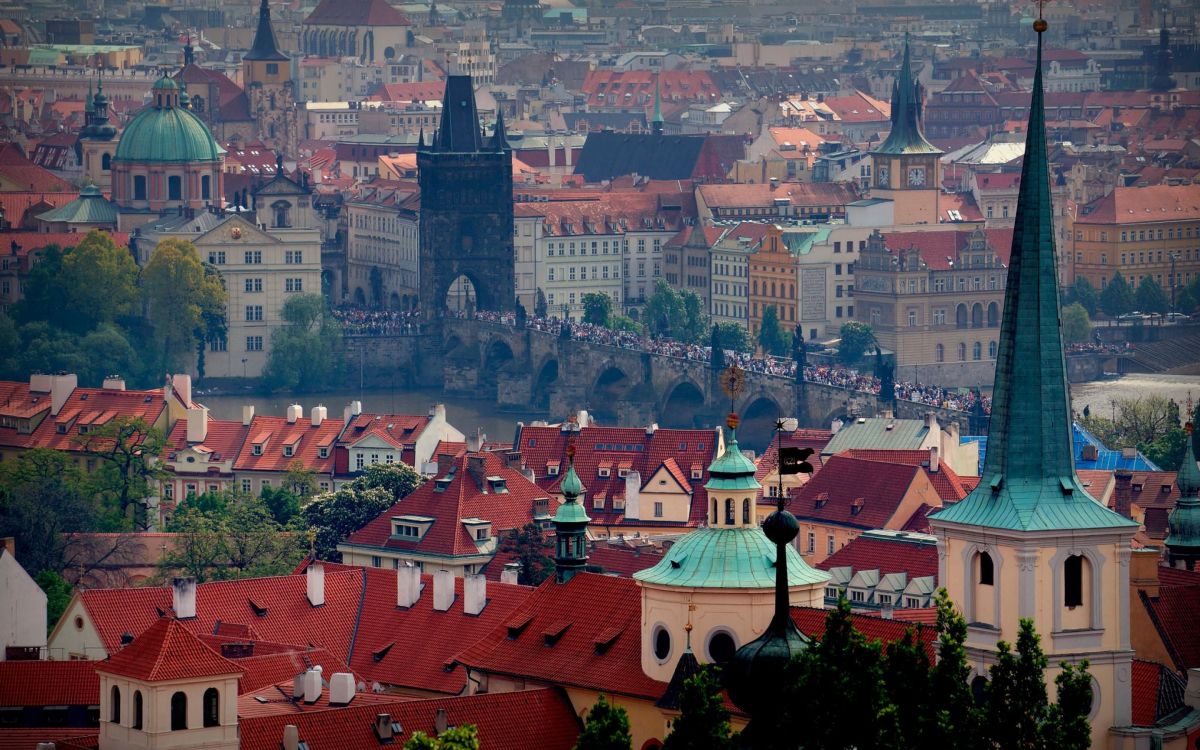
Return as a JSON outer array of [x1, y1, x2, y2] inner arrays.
[[345, 569, 368, 664]]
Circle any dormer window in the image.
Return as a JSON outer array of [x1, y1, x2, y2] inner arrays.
[[434, 477, 453, 492], [487, 476, 508, 493], [690, 464, 703, 480], [252, 444, 263, 456], [593, 497, 604, 510], [319, 447, 329, 459], [547, 461, 560, 476], [391, 515, 435, 540], [283, 445, 294, 457]]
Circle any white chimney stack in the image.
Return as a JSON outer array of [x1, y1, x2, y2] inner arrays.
[[576, 410, 589, 428], [292, 673, 305, 700], [433, 569, 455, 611], [645, 423, 658, 435], [307, 562, 325, 607], [242, 405, 256, 426], [924, 412, 936, 429], [172, 577, 196, 619], [344, 400, 363, 425], [500, 568, 519, 585], [311, 405, 328, 427], [283, 726, 299, 750], [102, 376, 126, 391], [929, 446, 939, 473], [624, 470, 641, 520], [329, 672, 355, 705], [287, 404, 303, 424], [170, 374, 192, 407], [186, 406, 209, 443], [30, 373, 77, 416], [397, 564, 421, 608], [302, 667, 322, 704], [464, 573, 486, 615]]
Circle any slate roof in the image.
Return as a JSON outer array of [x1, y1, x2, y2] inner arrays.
[[574, 132, 745, 183], [99, 617, 243, 682], [0, 660, 99, 706], [791, 455, 925, 530]]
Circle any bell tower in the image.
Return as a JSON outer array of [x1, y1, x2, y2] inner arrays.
[[552, 444, 591, 584], [242, 0, 297, 154]]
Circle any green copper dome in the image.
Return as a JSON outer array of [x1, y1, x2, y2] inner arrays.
[[633, 528, 828, 589], [114, 79, 222, 164], [1166, 435, 1200, 552], [553, 463, 590, 524], [704, 430, 761, 492]]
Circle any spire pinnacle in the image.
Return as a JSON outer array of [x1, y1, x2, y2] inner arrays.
[[245, 0, 288, 62], [872, 35, 940, 156], [651, 76, 664, 136], [491, 108, 509, 151]]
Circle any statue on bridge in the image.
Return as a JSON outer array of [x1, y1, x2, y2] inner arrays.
[[711, 325, 723, 370], [874, 345, 895, 403], [968, 387, 989, 436], [515, 300, 527, 329], [792, 325, 807, 383]]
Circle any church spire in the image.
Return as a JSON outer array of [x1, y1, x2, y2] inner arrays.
[[245, 0, 288, 62], [552, 442, 590, 584], [1150, 8, 1176, 92], [491, 108, 509, 152], [930, 16, 1136, 534], [651, 76, 664, 136], [1166, 424, 1200, 570], [873, 35, 939, 156]]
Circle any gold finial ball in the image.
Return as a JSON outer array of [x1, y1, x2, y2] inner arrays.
[[727, 412, 740, 430], [1033, 18, 1048, 32]]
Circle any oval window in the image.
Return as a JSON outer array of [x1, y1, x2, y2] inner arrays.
[[707, 630, 737, 664], [653, 626, 671, 662]]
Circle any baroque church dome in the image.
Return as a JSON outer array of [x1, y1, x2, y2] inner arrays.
[[114, 77, 223, 164]]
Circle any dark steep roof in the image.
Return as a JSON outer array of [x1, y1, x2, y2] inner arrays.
[[244, 0, 288, 61], [574, 132, 744, 183]]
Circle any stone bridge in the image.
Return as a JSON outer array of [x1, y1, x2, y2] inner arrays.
[[343, 318, 974, 445]]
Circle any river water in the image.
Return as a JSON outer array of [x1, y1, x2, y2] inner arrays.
[[197, 372, 1200, 456]]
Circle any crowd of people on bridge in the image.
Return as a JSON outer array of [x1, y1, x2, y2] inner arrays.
[[343, 306, 993, 415]]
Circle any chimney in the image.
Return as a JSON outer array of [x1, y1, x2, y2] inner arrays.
[[0, 538, 13, 557], [429, 403, 447, 422], [102, 376, 126, 391], [464, 573, 486, 615], [311, 405, 327, 427], [328, 672, 354, 705], [880, 603, 894, 619], [283, 726, 299, 750], [1114, 471, 1133, 519], [287, 404, 303, 424], [302, 667, 322, 704], [435, 709, 448, 735], [30, 373, 77, 416], [500, 568, 519, 585], [1129, 547, 1161, 598], [375, 714, 394, 741], [307, 562, 325, 606], [292, 673, 305, 700], [397, 564, 421, 608], [1186, 669, 1200, 710], [769, 177, 779, 190], [466, 455, 487, 489], [924, 412, 936, 429], [466, 427, 485, 453], [576, 409, 589, 428], [645, 423, 658, 436], [437, 453, 456, 477], [36, 744, 55, 750], [928, 446, 939, 473], [433, 569, 455, 611], [172, 577, 197, 619], [625, 470, 641, 519], [186, 406, 209, 443], [170, 374, 192, 407], [242, 405, 256, 426]]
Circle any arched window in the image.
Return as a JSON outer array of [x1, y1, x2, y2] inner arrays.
[[724, 498, 734, 525], [110, 685, 121, 724], [955, 304, 967, 329], [1064, 555, 1084, 607], [977, 552, 994, 585], [742, 498, 750, 524], [987, 302, 999, 327], [132, 691, 143, 730], [134, 175, 147, 201], [988, 341, 997, 358], [101, 153, 111, 171], [957, 343, 967, 361], [272, 200, 292, 228], [973, 342, 982, 360], [201, 175, 211, 201], [971, 303, 983, 328], [168, 175, 182, 201], [171, 691, 187, 731], [711, 499, 717, 525], [935, 343, 944, 362], [203, 688, 219, 727]]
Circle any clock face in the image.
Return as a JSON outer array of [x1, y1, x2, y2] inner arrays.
[[877, 165, 889, 186], [908, 167, 926, 187]]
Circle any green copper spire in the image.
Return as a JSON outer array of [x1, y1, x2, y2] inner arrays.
[[553, 449, 590, 583], [931, 22, 1136, 533], [85, 81, 95, 115], [873, 36, 940, 156], [651, 76, 664, 136], [1166, 426, 1200, 567]]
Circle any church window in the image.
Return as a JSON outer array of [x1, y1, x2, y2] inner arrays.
[[132, 691, 143, 730], [653, 626, 671, 661], [977, 552, 994, 585], [742, 499, 750, 523], [202, 688, 219, 727], [134, 176, 147, 201], [725, 498, 735, 525], [110, 685, 121, 723], [170, 692, 187, 730], [273, 201, 292, 228], [101, 153, 111, 171], [168, 176, 182, 201], [1064, 555, 1084, 607], [201, 175, 211, 201], [707, 630, 737, 664]]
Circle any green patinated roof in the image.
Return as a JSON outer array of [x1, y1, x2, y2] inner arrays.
[[114, 84, 223, 164], [553, 462, 590, 524], [930, 30, 1136, 534], [1165, 436, 1200, 550], [153, 77, 179, 91], [633, 527, 829, 588], [705, 431, 761, 492], [872, 38, 942, 157], [35, 185, 117, 225], [823, 417, 930, 455]]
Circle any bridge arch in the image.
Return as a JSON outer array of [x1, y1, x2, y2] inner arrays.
[[659, 378, 706, 428], [532, 357, 559, 412], [477, 338, 515, 399], [590, 365, 633, 422], [740, 394, 785, 451]]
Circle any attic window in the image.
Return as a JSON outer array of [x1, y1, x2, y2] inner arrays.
[[319, 447, 329, 459], [248, 599, 268, 617], [372, 641, 394, 663], [598, 467, 610, 478], [434, 478, 452, 492], [542, 620, 571, 646], [1132, 483, 1144, 492], [283, 445, 294, 457], [487, 476, 508, 493], [815, 493, 829, 509], [1162, 484, 1172, 493], [850, 498, 864, 516], [547, 463, 559, 476], [252, 444, 263, 456], [505, 613, 533, 639], [593, 626, 621, 655]]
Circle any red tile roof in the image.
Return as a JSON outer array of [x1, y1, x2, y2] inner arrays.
[[790, 607, 936, 659], [755, 429, 833, 486], [1076, 184, 1200, 225], [879, 228, 1014, 271], [584, 541, 666, 577], [0, 195, 80, 230], [236, 682, 399, 718], [1139, 565, 1200, 672], [238, 688, 579, 750], [0, 729, 99, 750], [790, 455, 924, 529], [303, 0, 411, 25], [0, 143, 73, 193], [581, 70, 720, 109], [369, 82, 446, 103], [0, 661, 99, 706], [697, 181, 857, 210], [1130, 659, 1189, 727], [344, 452, 546, 557], [232, 414, 343, 475], [516, 424, 720, 525], [816, 533, 939, 581], [99, 617, 243, 682], [821, 92, 890, 123], [0, 382, 167, 453], [232, 646, 357, 695], [455, 573, 668, 701], [338, 412, 429, 452], [164, 417, 249, 466], [840, 449, 970, 502]]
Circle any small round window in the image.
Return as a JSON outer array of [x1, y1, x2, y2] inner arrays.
[[652, 625, 671, 662], [707, 630, 737, 664]]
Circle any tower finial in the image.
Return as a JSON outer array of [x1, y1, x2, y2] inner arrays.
[[652, 75, 664, 136]]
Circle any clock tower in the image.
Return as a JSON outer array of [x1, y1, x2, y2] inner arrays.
[[870, 38, 942, 224]]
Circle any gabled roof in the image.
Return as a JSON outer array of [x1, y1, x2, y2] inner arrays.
[[244, 0, 289, 61], [697, 181, 857, 210], [816, 531, 939, 581], [303, 0, 411, 25], [99, 617, 243, 682], [790, 455, 924, 529], [0, 142, 74, 193], [164, 417, 249, 465], [822, 417, 931, 456], [1130, 659, 1189, 727], [574, 132, 745, 183], [841, 449, 970, 502], [34, 185, 117, 226], [1075, 184, 1200, 225], [4, 384, 167, 453], [1139, 566, 1200, 672], [232, 414, 342, 474]]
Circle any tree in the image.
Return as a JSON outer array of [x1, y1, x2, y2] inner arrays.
[[663, 666, 733, 750], [499, 523, 555, 585], [36, 570, 73, 631], [264, 294, 342, 391], [404, 726, 480, 750], [982, 619, 1049, 750], [12, 244, 72, 329], [160, 504, 225, 582], [609, 314, 642, 334], [283, 459, 318, 498], [303, 485, 395, 561], [757, 305, 789, 356], [160, 495, 302, 582], [1136, 276, 1170, 320], [837, 322, 874, 365], [356, 463, 424, 501], [643, 281, 707, 344], [1045, 661, 1094, 750], [714, 322, 753, 354], [1100, 271, 1134, 319], [535, 288, 548, 318], [78, 324, 144, 387], [1138, 426, 1188, 472], [679, 289, 709, 344], [260, 485, 302, 525], [141, 239, 227, 373], [1070, 277, 1099, 317], [0, 449, 97, 577], [60, 230, 139, 329], [929, 589, 984, 750], [73, 416, 167, 530], [582, 292, 613, 326], [1061, 302, 1092, 344], [0, 312, 18, 379], [1177, 285, 1198, 316], [574, 695, 632, 750]]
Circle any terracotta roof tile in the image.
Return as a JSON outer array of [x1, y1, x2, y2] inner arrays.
[[790, 607, 936, 659], [841, 449, 970, 502], [233, 414, 342, 475], [99, 617, 242, 682], [0, 661, 99, 706], [1076, 184, 1200, 225], [816, 533, 939, 581], [791, 455, 924, 529], [303, 0, 411, 25], [1140, 565, 1200, 672], [879, 228, 1014, 270]]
